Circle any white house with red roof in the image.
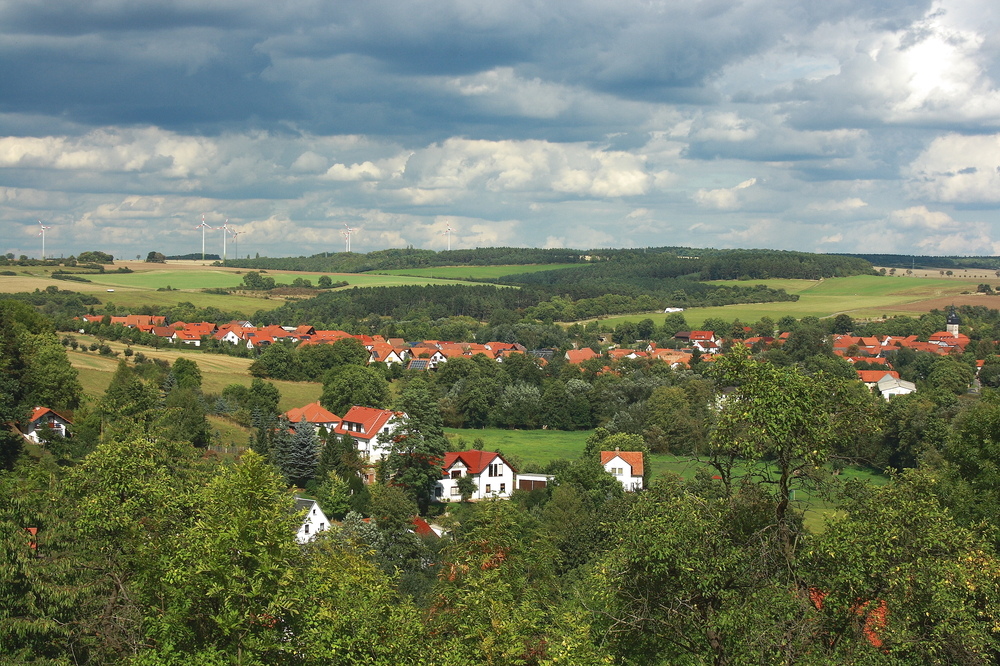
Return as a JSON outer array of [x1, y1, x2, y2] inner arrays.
[[284, 402, 342, 434], [435, 450, 518, 502], [23, 407, 72, 443], [334, 406, 405, 463], [601, 448, 644, 491], [688, 331, 721, 353]]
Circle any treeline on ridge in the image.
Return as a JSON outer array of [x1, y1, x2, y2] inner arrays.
[[838, 253, 1000, 271]]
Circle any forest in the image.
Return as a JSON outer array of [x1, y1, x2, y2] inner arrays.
[[6, 289, 1000, 663]]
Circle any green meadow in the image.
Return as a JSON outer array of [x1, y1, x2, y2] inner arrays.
[[598, 274, 988, 328]]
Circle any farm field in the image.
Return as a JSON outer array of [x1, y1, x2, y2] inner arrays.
[[0, 261, 480, 315], [374, 263, 587, 280], [67, 336, 322, 412], [596, 274, 996, 329]]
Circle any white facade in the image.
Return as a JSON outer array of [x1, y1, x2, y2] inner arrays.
[[295, 498, 329, 544], [435, 452, 517, 502], [602, 453, 644, 492]]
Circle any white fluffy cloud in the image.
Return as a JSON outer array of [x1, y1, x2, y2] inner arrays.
[[0, 0, 999, 257]]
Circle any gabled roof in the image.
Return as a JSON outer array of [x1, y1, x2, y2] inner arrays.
[[689, 330, 716, 341], [565, 348, 600, 364], [601, 450, 644, 477], [441, 450, 517, 475], [284, 401, 341, 425], [335, 406, 400, 440], [857, 370, 900, 383], [28, 406, 72, 425]]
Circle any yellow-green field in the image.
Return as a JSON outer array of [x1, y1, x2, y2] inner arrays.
[[597, 274, 996, 328], [0, 261, 481, 315], [68, 336, 321, 411]]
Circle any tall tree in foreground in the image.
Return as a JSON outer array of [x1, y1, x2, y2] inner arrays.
[[381, 378, 448, 511], [804, 470, 1000, 663], [709, 349, 877, 557]]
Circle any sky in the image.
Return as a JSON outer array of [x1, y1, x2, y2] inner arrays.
[[2, 0, 1000, 260]]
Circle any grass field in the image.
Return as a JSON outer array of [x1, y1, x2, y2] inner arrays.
[[67, 336, 322, 412], [441, 426, 884, 531], [596, 274, 995, 328], [374, 264, 588, 280], [0, 261, 481, 316]]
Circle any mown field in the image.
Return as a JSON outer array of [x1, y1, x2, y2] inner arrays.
[[68, 335, 321, 408], [373, 263, 588, 280], [0, 262, 480, 315], [598, 274, 996, 328]]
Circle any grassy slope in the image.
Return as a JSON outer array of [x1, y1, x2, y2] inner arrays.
[[597, 274, 991, 328], [0, 265, 479, 315], [68, 337, 322, 411]]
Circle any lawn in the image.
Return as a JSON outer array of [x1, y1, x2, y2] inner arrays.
[[444, 427, 590, 468], [595, 274, 992, 328], [374, 264, 588, 281]]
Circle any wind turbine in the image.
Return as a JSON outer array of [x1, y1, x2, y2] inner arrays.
[[195, 214, 212, 261], [342, 224, 355, 253], [37, 221, 53, 260], [228, 226, 241, 260], [217, 219, 231, 264], [440, 223, 454, 251]]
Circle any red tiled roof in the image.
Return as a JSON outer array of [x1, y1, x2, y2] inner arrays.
[[441, 450, 517, 475], [565, 348, 600, 364], [600, 450, 644, 477], [284, 402, 341, 425], [334, 406, 399, 441], [856, 370, 900, 383], [29, 406, 71, 425]]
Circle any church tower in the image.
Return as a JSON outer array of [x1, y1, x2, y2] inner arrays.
[[946, 306, 961, 337]]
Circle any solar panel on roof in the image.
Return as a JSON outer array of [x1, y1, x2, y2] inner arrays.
[[407, 359, 429, 371]]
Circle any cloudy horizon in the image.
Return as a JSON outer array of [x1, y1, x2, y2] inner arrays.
[[1, 0, 999, 259]]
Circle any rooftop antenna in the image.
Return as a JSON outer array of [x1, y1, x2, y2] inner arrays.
[[440, 223, 454, 251], [37, 220, 52, 260], [217, 219, 231, 264], [195, 214, 212, 261], [342, 224, 355, 253]]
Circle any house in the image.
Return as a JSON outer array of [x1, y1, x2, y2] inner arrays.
[[688, 331, 721, 353], [295, 497, 329, 544], [857, 370, 900, 390], [435, 450, 518, 502], [877, 375, 917, 400], [334, 406, 405, 464], [283, 402, 342, 433], [23, 407, 72, 443], [368, 343, 407, 366], [601, 448, 644, 491], [565, 348, 600, 364]]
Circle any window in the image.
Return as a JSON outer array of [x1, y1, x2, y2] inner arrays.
[[319, 523, 325, 531], [450, 487, 460, 496], [611, 467, 623, 475], [304, 524, 310, 534], [451, 470, 462, 479], [488, 463, 502, 477], [485, 484, 492, 494], [436, 486, 443, 497], [500, 483, 506, 494]]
